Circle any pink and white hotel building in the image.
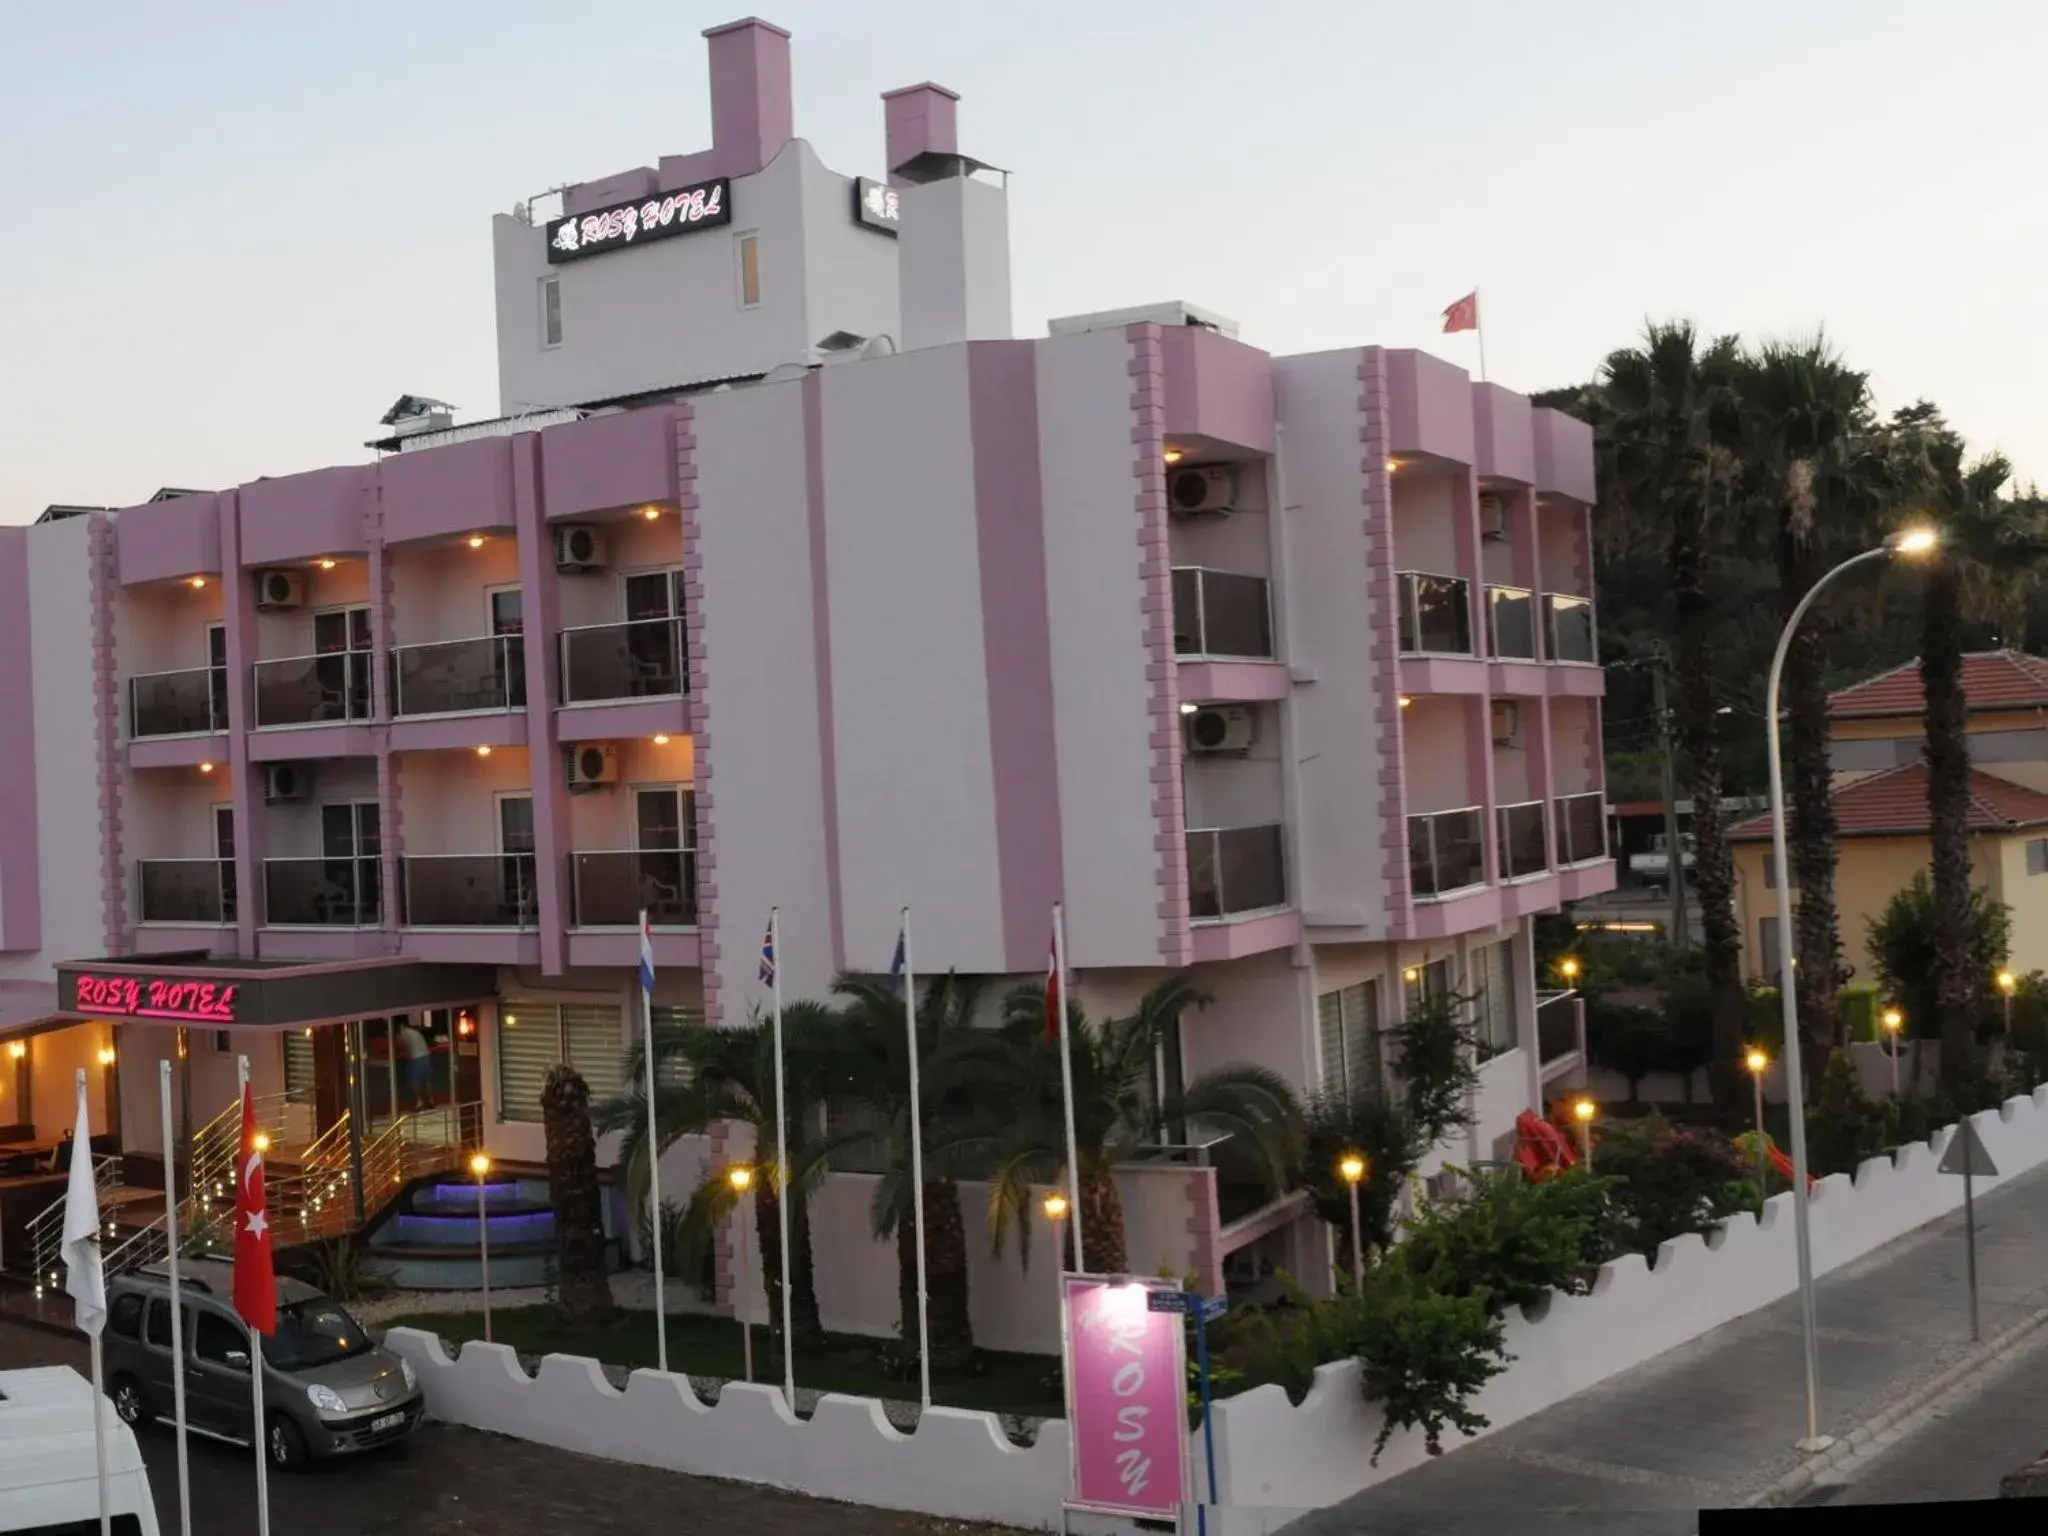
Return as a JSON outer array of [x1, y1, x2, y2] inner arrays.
[[0, 18, 1609, 1300]]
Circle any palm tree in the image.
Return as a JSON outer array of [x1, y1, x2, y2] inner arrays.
[[541, 1064, 616, 1326], [592, 1004, 846, 1353], [1590, 322, 1749, 1109], [981, 974, 1304, 1278]]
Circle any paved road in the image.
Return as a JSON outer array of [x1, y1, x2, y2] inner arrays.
[[1284, 1156, 2048, 1534], [0, 1320, 1010, 1536]]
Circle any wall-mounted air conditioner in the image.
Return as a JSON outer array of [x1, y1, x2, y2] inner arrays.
[[1184, 705, 1256, 754], [264, 763, 311, 804], [554, 524, 607, 574], [255, 569, 304, 611], [1491, 700, 1522, 747], [1479, 493, 1509, 541], [565, 741, 620, 790], [1168, 465, 1235, 518]]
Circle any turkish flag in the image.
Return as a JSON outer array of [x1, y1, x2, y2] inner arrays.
[[231, 1084, 277, 1335], [1442, 291, 1480, 334], [1045, 931, 1062, 1046]]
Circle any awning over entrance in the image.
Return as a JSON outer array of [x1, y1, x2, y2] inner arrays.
[[54, 952, 498, 1030]]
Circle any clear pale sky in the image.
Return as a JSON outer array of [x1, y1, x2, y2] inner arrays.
[[4, 1, 2042, 523]]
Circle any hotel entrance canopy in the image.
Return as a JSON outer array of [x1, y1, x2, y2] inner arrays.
[[55, 952, 497, 1030]]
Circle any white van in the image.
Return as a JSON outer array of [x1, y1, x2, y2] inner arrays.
[[0, 1366, 160, 1535]]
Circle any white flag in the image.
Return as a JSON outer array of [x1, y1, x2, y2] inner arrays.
[[62, 1078, 106, 1337]]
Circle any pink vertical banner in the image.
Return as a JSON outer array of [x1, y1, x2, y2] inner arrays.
[[1060, 1275, 1189, 1519]]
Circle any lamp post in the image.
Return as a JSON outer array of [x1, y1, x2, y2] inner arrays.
[[729, 1164, 755, 1384], [1881, 1007, 1904, 1097], [1337, 1153, 1368, 1294], [1745, 1049, 1770, 1214], [1766, 525, 1939, 1453], [1559, 957, 1582, 986], [1998, 970, 2016, 1038], [1571, 1098, 1597, 1170], [1042, 1190, 1069, 1312], [469, 1152, 492, 1343]]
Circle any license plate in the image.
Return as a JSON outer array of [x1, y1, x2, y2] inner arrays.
[[371, 1412, 404, 1433]]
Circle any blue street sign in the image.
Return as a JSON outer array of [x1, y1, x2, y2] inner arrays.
[[1199, 1293, 1228, 1323]]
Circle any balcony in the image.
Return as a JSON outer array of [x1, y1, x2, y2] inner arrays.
[[559, 618, 687, 707], [1486, 585, 1537, 661], [1408, 807, 1484, 900], [1537, 990, 1582, 1067], [1185, 824, 1286, 921], [1554, 790, 1607, 866], [392, 635, 526, 717], [253, 652, 372, 728], [570, 849, 697, 928], [1172, 568, 1274, 660], [131, 668, 227, 739], [400, 854, 537, 928], [1397, 572, 1474, 657], [1496, 800, 1549, 881], [1544, 593, 1597, 664], [138, 859, 236, 925], [263, 857, 382, 928]]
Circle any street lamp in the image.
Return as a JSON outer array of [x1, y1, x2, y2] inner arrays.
[[1766, 524, 1939, 1452], [1042, 1190, 1069, 1310], [1745, 1049, 1770, 1213], [1571, 1098, 1597, 1170], [1337, 1153, 1368, 1294], [729, 1164, 756, 1384], [1881, 1006, 1904, 1097], [1998, 970, 2017, 1037], [1559, 957, 1582, 985], [469, 1152, 493, 1342]]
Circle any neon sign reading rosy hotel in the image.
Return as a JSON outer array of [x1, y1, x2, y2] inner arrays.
[[73, 974, 239, 1023], [545, 178, 732, 264]]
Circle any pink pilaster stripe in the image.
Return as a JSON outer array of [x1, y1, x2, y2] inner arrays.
[[1186, 1168, 1224, 1299], [0, 527, 42, 953], [1359, 350, 1413, 935], [677, 406, 723, 1026], [366, 479, 403, 951], [89, 515, 128, 956], [800, 372, 847, 972], [1129, 325, 1191, 965]]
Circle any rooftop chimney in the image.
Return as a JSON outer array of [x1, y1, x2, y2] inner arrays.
[[882, 83, 1011, 352], [702, 18, 795, 179], [882, 83, 959, 183]]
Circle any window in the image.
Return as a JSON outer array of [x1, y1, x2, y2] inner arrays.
[[1470, 942, 1517, 1060], [736, 231, 761, 308], [496, 1001, 626, 1123], [144, 1298, 178, 1350], [1759, 916, 1784, 980], [1763, 859, 1801, 890], [1403, 958, 1451, 1019], [109, 1292, 144, 1339], [649, 1005, 703, 1089], [2029, 838, 2048, 876], [540, 275, 562, 347], [284, 1026, 316, 1102], [193, 1309, 249, 1368], [1317, 982, 1383, 1103]]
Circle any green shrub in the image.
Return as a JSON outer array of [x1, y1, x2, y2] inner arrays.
[[1866, 871, 2011, 1044], [1592, 1115, 1752, 1255], [1352, 1261, 1506, 1462], [1302, 1091, 1419, 1266], [1396, 1167, 1621, 1312], [1807, 1049, 1898, 1176]]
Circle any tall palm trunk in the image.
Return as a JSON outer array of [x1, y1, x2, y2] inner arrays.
[[1921, 564, 1978, 1091], [541, 1065, 615, 1326], [893, 1180, 974, 1372], [1077, 1168, 1128, 1278], [1778, 530, 1845, 1059], [756, 1180, 824, 1352], [1672, 489, 1747, 1110]]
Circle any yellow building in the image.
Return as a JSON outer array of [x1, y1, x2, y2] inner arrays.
[[1728, 651, 2048, 987]]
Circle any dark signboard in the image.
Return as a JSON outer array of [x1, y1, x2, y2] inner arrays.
[[71, 971, 240, 1023], [853, 177, 902, 236], [60, 958, 498, 1029], [545, 179, 732, 264]]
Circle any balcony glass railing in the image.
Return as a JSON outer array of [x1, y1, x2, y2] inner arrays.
[[1497, 800, 1550, 881], [1171, 568, 1275, 660], [131, 667, 227, 738], [559, 617, 687, 706], [1486, 585, 1537, 660], [400, 854, 537, 928], [1397, 572, 1474, 656], [570, 848, 697, 927], [391, 635, 525, 717], [263, 857, 382, 927], [1408, 806, 1485, 900], [252, 651, 373, 727], [1537, 991, 1581, 1064], [1185, 824, 1286, 920], [1545, 593, 1597, 664], [137, 859, 236, 925], [1554, 790, 1607, 866]]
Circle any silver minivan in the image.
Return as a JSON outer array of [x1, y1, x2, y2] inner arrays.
[[100, 1259, 423, 1471]]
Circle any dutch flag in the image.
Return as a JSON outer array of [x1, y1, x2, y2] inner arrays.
[[638, 909, 656, 994]]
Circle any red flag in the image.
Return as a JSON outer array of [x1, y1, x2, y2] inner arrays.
[[232, 1084, 277, 1335], [1441, 291, 1480, 334], [1045, 931, 1062, 1046]]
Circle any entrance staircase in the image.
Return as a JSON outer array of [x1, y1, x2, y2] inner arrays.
[[359, 1175, 567, 1291]]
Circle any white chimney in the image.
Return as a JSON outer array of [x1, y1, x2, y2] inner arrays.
[[881, 83, 1012, 352]]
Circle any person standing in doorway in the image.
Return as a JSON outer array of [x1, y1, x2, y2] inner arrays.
[[398, 1019, 433, 1110]]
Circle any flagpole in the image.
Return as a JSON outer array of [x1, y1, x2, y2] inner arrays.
[[159, 1061, 192, 1536], [75, 1069, 109, 1536], [638, 910, 668, 1375], [769, 908, 795, 1409], [901, 907, 932, 1412], [1052, 902, 1085, 1274], [238, 1057, 270, 1536]]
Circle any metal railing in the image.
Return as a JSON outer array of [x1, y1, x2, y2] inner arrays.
[[570, 848, 697, 927], [1497, 799, 1550, 880], [391, 634, 525, 716], [1185, 823, 1287, 920], [252, 650, 373, 727], [1171, 568, 1275, 660], [1408, 806, 1485, 899], [559, 616, 687, 705], [130, 667, 227, 738], [401, 853, 538, 927], [24, 1154, 123, 1285], [137, 858, 236, 925], [1554, 790, 1607, 866], [1486, 584, 1537, 660], [1537, 990, 1582, 1065], [1396, 572, 1475, 656], [1544, 593, 1598, 664], [263, 856, 382, 927]]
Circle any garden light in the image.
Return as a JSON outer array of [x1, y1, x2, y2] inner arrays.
[[1744, 1048, 1768, 1075], [1042, 1190, 1069, 1221], [1337, 1151, 1369, 1294], [1338, 1153, 1367, 1185], [728, 1164, 754, 1193]]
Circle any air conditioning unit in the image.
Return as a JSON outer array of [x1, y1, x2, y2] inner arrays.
[[1491, 700, 1522, 747], [255, 569, 304, 611], [554, 524, 607, 574], [1184, 705, 1256, 754], [564, 741, 620, 791], [1478, 493, 1509, 541], [1167, 465, 1235, 517], [264, 763, 311, 804]]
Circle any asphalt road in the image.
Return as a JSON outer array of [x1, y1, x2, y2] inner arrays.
[[0, 1319, 1012, 1536]]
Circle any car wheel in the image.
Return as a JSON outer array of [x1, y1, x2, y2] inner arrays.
[[266, 1412, 310, 1472], [110, 1376, 154, 1430]]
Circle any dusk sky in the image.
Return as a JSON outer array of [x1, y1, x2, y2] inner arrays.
[[4, 0, 2041, 522]]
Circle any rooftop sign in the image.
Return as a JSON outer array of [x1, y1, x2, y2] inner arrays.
[[546, 179, 731, 264], [852, 178, 901, 236]]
